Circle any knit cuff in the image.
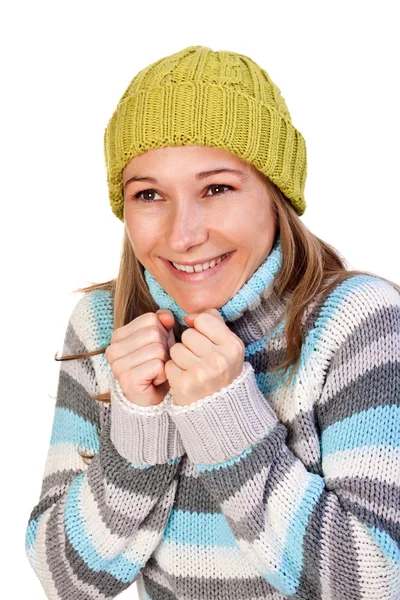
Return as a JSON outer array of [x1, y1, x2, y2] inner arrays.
[[109, 373, 185, 467], [166, 361, 279, 465]]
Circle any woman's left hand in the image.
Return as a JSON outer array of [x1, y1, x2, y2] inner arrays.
[[164, 308, 245, 406]]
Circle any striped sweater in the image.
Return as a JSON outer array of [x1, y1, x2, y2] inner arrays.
[[25, 235, 400, 599]]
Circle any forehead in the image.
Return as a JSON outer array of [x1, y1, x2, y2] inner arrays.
[[122, 145, 252, 176]]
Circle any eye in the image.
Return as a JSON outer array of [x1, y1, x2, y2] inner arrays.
[[205, 184, 233, 196], [133, 189, 163, 203], [131, 184, 233, 204]]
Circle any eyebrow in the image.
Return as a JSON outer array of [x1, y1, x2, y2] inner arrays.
[[123, 168, 249, 190]]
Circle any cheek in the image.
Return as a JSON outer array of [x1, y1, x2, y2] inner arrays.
[[125, 214, 160, 256]]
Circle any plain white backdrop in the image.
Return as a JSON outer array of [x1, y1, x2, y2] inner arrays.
[[1, 1, 399, 598]]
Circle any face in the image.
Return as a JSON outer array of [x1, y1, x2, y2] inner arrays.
[[122, 145, 277, 314]]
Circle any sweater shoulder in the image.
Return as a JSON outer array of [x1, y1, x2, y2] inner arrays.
[[305, 274, 400, 367], [64, 288, 114, 354]]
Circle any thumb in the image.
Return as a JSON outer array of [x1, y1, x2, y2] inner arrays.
[[156, 309, 175, 331], [156, 310, 176, 353]]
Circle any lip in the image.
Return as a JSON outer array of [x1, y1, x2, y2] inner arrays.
[[160, 251, 235, 282], [162, 251, 230, 267]]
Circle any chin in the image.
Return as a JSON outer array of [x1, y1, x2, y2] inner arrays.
[[178, 296, 225, 315]]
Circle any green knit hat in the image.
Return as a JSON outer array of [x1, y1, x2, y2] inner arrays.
[[104, 45, 307, 221]]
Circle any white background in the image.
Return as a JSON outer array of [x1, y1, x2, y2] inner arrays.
[[1, 1, 399, 598]]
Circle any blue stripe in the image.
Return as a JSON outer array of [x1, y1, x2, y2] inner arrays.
[[220, 238, 282, 320], [89, 289, 114, 347], [163, 509, 237, 547], [272, 474, 325, 595], [322, 405, 400, 455], [50, 407, 99, 452], [244, 320, 284, 358], [25, 515, 41, 551], [64, 473, 141, 583], [364, 524, 400, 564], [301, 275, 380, 368]]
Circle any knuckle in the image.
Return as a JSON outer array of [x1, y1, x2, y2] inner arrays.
[[111, 356, 123, 378], [212, 352, 229, 372], [148, 312, 161, 325], [110, 331, 119, 344], [193, 313, 205, 326], [149, 324, 161, 339], [155, 341, 167, 359], [192, 362, 206, 381], [153, 358, 165, 372], [181, 328, 192, 343], [231, 335, 245, 356], [105, 345, 113, 362], [169, 343, 177, 359]]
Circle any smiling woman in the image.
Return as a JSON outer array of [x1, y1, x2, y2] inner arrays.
[[25, 44, 400, 600], [121, 145, 277, 315]]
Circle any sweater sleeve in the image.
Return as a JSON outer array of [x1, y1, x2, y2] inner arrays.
[[166, 277, 400, 599], [25, 293, 185, 599]]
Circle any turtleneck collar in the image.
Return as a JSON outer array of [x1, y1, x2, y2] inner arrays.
[[143, 233, 289, 346]]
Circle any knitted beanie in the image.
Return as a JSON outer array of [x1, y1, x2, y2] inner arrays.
[[104, 45, 307, 222]]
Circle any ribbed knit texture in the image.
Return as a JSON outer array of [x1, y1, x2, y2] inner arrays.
[[25, 236, 400, 599], [103, 45, 307, 222]]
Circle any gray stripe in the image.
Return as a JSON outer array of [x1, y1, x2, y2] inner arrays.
[[41, 468, 82, 498], [57, 368, 100, 426], [196, 425, 287, 505], [173, 472, 223, 514], [143, 563, 287, 600], [295, 492, 325, 600], [328, 492, 363, 598], [46, 499, 129, 599], [327, 476, 400, 538], [318, 360, 400, 428]]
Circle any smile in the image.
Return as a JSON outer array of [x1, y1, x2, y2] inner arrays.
[[171, 252, 231, 272], [160, 251, 235, 282]]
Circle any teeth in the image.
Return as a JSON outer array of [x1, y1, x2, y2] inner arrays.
[[172, 253, 229, 273]]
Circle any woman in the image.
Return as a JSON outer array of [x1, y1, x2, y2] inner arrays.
[[25, 45, 400, 599]]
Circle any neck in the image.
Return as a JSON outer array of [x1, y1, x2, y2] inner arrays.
[[144, 233, 289, 346]]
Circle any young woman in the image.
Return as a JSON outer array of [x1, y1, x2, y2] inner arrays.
[[25, 45, 400, 600]]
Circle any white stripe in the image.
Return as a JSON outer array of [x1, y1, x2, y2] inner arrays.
[[33, 506, 63, 599], [319, 495, 336, 600], [80, 470, 158, 563], [320, 331, 400, 404], [153, 539, 261, 578], [43, 442, 84, 478], [350, 514, 398, 599], [323, 446, 400, 486]]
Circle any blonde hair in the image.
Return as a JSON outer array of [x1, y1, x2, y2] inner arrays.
[[56, 170, 398, 404]]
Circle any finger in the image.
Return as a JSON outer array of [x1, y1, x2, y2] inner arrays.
[[167, 326, 176, 352], [180, 326, 214, 357], [127, 358, 168, 396], [156, 309, 175, 332], [169, 342, 200, 371], [164, 357, 184, 384], [110, 342, 169, 373], [185, 309, 229, 345], [111, 312, 169, 343], [107, 327, 168, 362]]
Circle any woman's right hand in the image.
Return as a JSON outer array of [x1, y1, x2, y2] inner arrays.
[[105, 309, 176, 406]]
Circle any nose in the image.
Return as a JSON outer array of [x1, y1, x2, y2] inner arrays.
[[166, 199, 208, 254]]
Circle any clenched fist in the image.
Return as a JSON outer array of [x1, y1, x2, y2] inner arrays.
[[105, 309, 176, 406]]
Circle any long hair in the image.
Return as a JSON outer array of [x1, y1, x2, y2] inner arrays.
[[55, 168, 399, 404]]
